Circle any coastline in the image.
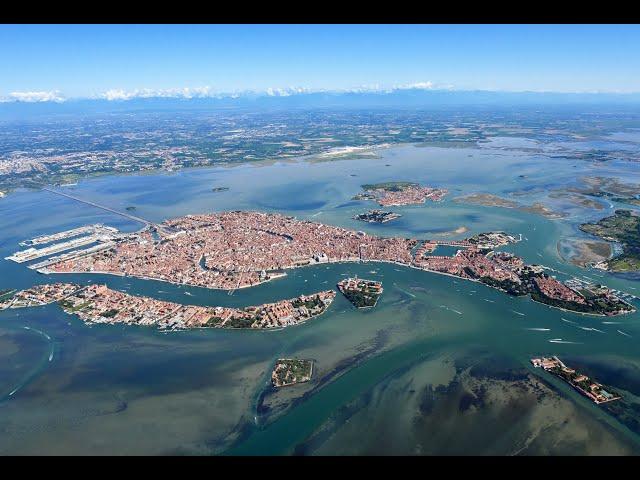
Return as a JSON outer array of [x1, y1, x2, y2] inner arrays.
[[0, 141, 411, 200]]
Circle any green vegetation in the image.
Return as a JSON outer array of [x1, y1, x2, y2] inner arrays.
[[574, 176, 640, 205], [272, 358, 313, 387], [477, 276, 528, 296], [0, 289, 16, 302], [352, 192, 376, 201], [224, 315, 256, 329], [580, 209, 640, 272], [291, 295, 323, 310], [547, 362, 621, 404], [205, 316, 224, 326], [530, 290, 594, 313], [101, 309, 119, 318], [361, 181, 418, 192], [59, 299, 93, 312], [338, 280, 383, 308], [341, 289, 380, 308], [530, 282, 632, 315], [585, 190, 640, 207]]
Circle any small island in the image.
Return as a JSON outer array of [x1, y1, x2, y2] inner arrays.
[[454, 192, 519, 209], [212, 186, 230, 192], [466, 231, 520, 249], [353, 209, 401, 224], [337, 277, 383, 308], [454, 193, 566, 219], [569, 176, 640, 208], [580, 209, 640, 272], [353, 181, 448, 206], [531, 356, 621, 404], [271, 358, 314, 387], [125, 206, 136, 211]]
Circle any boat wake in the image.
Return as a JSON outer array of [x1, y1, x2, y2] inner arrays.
[[578, 326, 606, 333], [439, 305, 462, 315], [548, 338, 581, 344], [617, 330, 632, 338], [394, 284, 416, 298], [526, 327, 551, 331], [511, 310, 525, 316], [23, 326, 51, 341]]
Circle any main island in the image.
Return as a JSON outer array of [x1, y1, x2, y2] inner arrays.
[[5, 210, 636, 327]]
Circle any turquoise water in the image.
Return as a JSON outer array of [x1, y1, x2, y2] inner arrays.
[[1, 144, 639, 455]]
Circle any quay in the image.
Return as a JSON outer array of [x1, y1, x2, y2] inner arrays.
[[19, 224, 116, 246], [7, 235, 102, 263]]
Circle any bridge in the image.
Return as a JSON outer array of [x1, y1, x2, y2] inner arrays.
[[43, 187, 154, 226]]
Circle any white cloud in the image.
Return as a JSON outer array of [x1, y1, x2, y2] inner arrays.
[[0, 82, 457, 104], [264, 86, 311, 97], [395, 81, 434, 90], [3, 90, 66, 103], [100, 86, 215, 101], [391, 81, 454, 91], [332, 81, 451, 94], [101, 89, 133, 101]]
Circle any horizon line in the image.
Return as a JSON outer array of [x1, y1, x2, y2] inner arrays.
[[4, 84, 640, 104]]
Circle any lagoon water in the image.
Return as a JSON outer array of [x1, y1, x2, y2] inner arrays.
[[1, 143, 640, 455]]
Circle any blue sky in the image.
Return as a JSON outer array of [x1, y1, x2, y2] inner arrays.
[[1, 24, 640, 100]]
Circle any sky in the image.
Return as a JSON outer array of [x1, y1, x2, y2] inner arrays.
[[1, 24, 640, 101]]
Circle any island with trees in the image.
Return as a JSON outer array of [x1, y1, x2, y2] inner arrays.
[[580, 209, 640, 272], [337, 277, 383, 308], [271, 359, 314, 387]]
